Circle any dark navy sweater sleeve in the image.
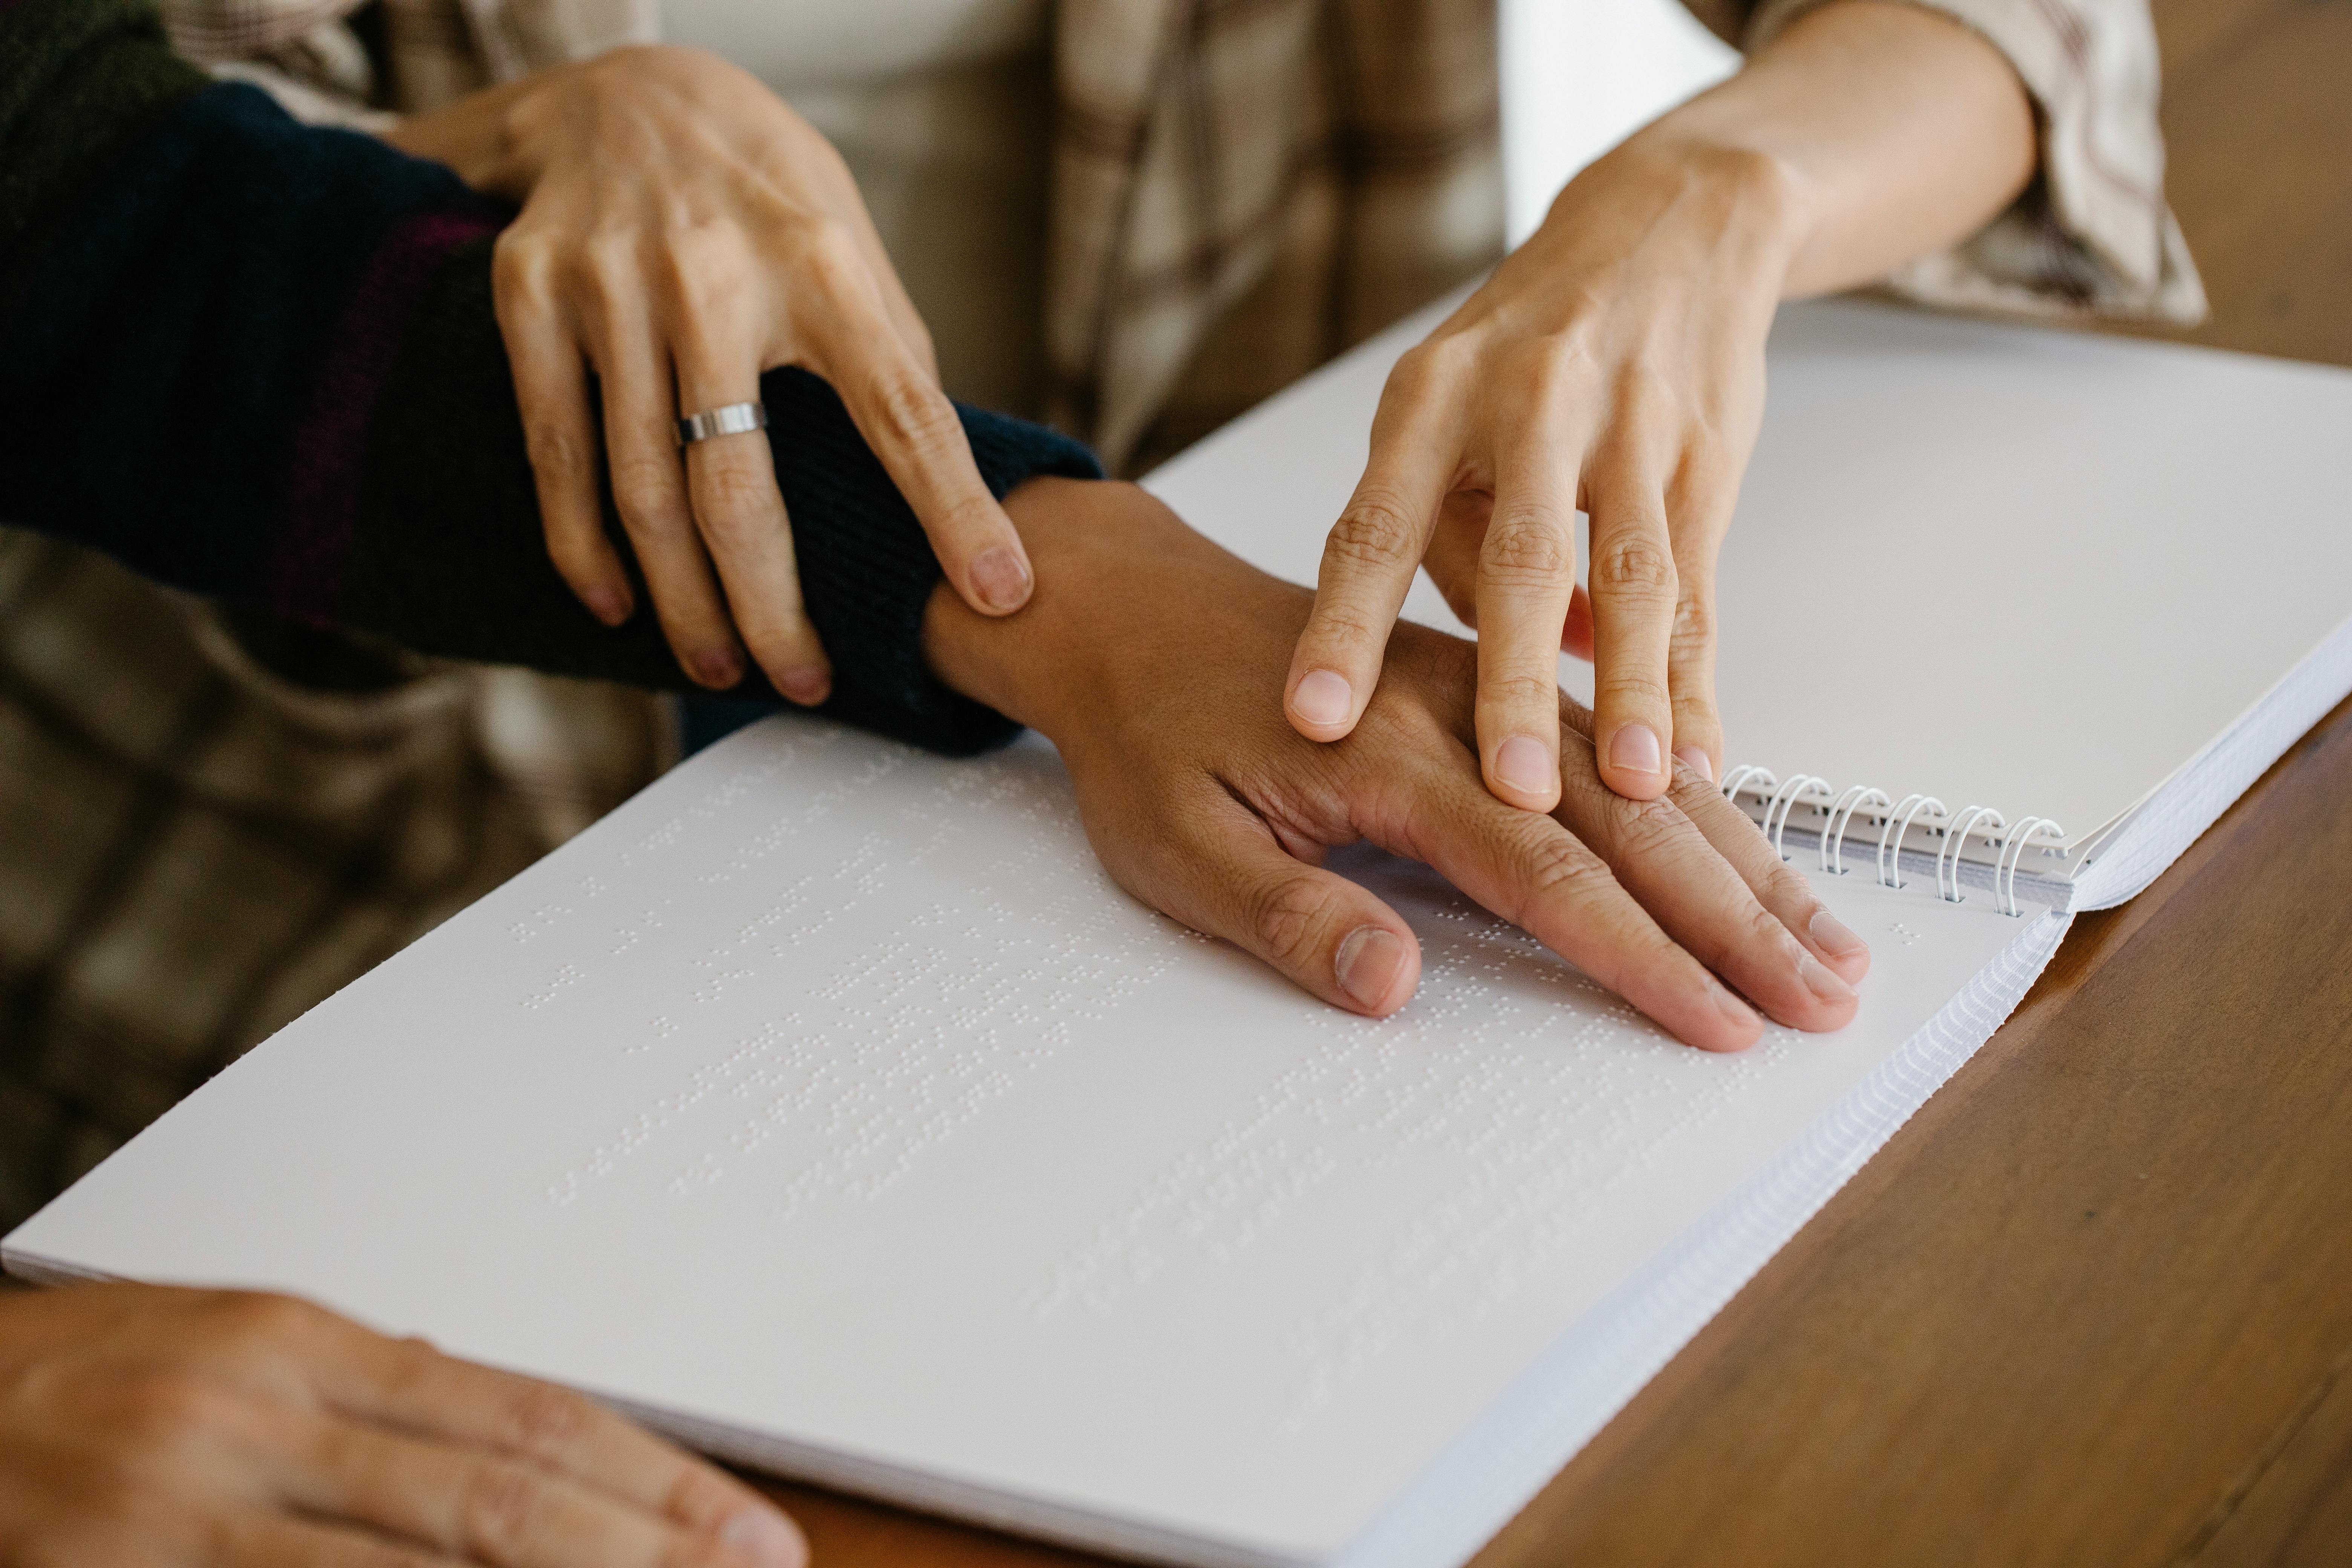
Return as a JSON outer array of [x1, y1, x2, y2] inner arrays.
[[0, 0, 1101, 755]]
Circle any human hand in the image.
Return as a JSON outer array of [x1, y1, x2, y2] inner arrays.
[[928, 479, 1868, 1050], [0, 1282, 805, 1567], [389, 44, 1032, 701], [1280, 1, 2035, 809], [1284, 132, 1792, 809]]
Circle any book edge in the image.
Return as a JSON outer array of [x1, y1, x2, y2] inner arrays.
[[1328, 906, 2073, 1568]]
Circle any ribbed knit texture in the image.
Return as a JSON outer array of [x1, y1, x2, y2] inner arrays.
[[0, 0, 1101, 756]]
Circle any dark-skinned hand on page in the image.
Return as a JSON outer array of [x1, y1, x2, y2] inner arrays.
[[930, 478, 1870, 1052]]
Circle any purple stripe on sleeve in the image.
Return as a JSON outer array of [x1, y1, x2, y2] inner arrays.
[[268, 207, 498, 623]]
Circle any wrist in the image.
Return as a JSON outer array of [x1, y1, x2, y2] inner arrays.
[[922, 479, 1281, 747], [1604, 115, 1818, 298], [920, 478, 1134, 738]]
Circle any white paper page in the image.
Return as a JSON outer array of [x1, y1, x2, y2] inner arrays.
[[1145, 297, 2352, 866], [8, 719, 2037, 1565]]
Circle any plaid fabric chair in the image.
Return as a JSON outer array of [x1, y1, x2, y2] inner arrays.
[[0, 530, 668, 1229]]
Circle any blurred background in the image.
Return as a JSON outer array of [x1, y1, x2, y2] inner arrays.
[[1503, 0, 1737, 246]]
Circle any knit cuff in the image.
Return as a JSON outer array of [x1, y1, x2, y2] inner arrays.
[[764, 366, 1104, 756]]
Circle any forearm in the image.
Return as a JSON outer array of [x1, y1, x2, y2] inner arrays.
[[1618, 0, 2037, 299], [0, 0, 1095, 754]]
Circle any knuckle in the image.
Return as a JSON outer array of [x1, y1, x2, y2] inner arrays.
[[1589, 533, 1678, 604], [1521, 329, 1598, 390], [1668, 591, 1717, 655], [1247, 874, 1333, 972], [798, 218, 868, 293], [201, 1289, 321, 1348], [1479, 512, 1573, 586], [372, 1332, 446, 1406], [1605, 795, 1689, 866], [1324, 494, 1420, 573], [661, 1463, 747, 1531], [662, 227, 755, 323], [460, 1461, 547, 1551], [1303, 598, 1385, 655], [1595, 669, 1673, 712], [864, 367, 959, 455], [694, 456, 780, 532], [1381, 343, 1453, 408], [1482, 668, 1560, 710], [1613, 360, 1680, 420], [578, 232, 642, 301], [1513, 830, 1615, 915], [502, 1380, 596, 1459], [522, 418, 591, 482], [491, 231, 556, 297], [609, 456, 686, 533]]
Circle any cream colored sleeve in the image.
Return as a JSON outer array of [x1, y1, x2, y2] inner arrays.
[[1685, 0, 2205, 322]]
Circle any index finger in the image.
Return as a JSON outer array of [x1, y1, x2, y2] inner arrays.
[[795, 230, 1033, 619], [1285, 345, 1465, 743]]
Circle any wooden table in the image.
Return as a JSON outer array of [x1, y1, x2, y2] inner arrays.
[[756, 2, 2352, 1561]]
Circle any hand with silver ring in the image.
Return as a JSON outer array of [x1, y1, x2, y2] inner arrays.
[[387, 46, 1035, 702]]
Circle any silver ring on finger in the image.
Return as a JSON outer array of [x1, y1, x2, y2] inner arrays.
[[675, 401, 768, 447]]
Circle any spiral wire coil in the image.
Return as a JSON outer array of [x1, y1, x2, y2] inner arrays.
[[1721, 764, 2063, 916]]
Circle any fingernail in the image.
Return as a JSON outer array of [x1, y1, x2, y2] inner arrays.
[[1493, 735, 1555, 799], [1798, 951, 1856, 1005], [778, 667, 829, 706], [1292, 669, 1354, 729], [970, 546, 1032, 613], [1808, 906, 1867, 958], [1334, 925, 1406, 1010], [1674, 745, 1714, 782], [718, 1506, 807, 1568], [1609, 724, 1663, 778], [583, 585, 631, 626], [694, 647, 743, 689]]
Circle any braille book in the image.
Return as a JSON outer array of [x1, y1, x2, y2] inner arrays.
[[11, 300, 2352, 1568]]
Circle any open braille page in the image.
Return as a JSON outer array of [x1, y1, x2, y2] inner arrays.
[[7, 719, 2062, 1568]]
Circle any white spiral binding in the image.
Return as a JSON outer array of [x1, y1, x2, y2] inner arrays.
[[1719, 767, 2065, 916], [1879, 795, 1946, 891], [1820, 786, 1891, 877], [1762, 776, 1833, 862], [1996, 817, 2067, 917], [1938, 806, 2004, 903]]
